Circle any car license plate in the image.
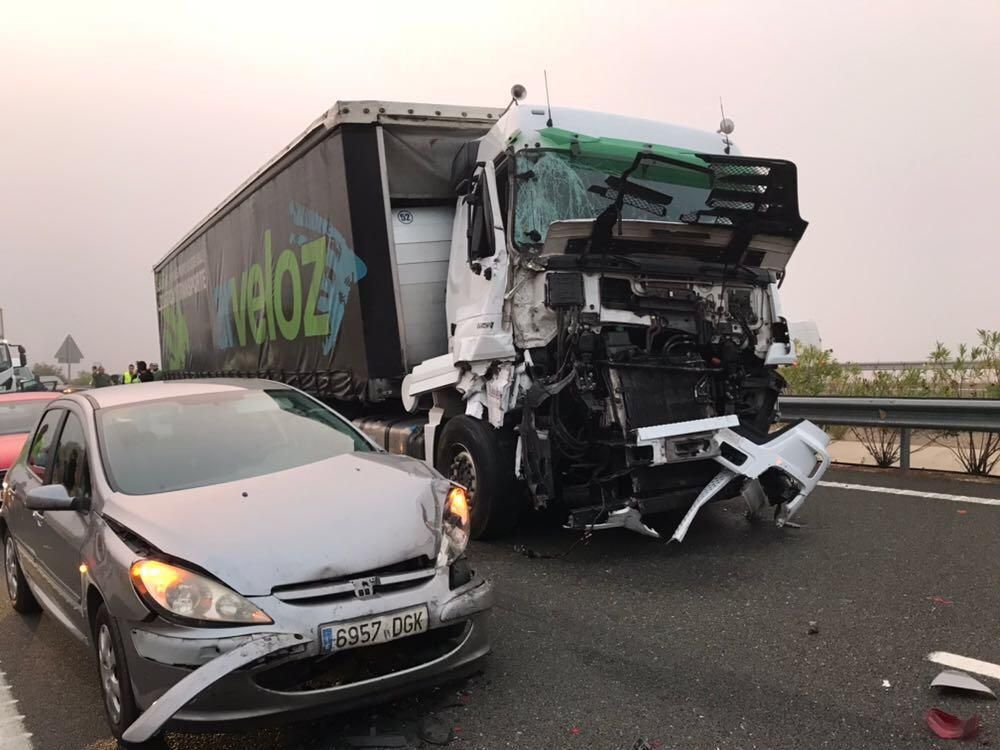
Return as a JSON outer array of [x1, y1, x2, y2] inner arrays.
[[320, 605, 428, 653]]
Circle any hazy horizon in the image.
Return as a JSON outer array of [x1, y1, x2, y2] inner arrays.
[[2, 0, 997, 373]]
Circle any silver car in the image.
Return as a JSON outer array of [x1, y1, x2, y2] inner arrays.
[[0, 380, 492, 746]]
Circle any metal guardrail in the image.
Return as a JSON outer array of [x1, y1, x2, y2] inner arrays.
[[777, 396, 1000, 470], [778, 396, 1000, 432], [845, 361, 956, 371]]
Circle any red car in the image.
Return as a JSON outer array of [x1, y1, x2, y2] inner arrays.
[[0, 392, 61, 480]]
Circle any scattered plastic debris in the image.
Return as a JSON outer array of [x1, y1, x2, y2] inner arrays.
[[418, 717, 455, 746], [925, 708, 981, 740], [882, 679, 892, 689], [929, 596, 954, 606], [630, 740, 654, 750], [957, 509, 969, 515], [570, 726, 582, 735], [344, 733, 409, 748], [931, 670, 997, 699], [807, 621, 820, 635]]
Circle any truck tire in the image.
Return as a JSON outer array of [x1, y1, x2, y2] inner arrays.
[[435, 416, 520, 540]]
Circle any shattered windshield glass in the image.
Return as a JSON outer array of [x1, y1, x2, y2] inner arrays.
[[512, 150, 715, 248]]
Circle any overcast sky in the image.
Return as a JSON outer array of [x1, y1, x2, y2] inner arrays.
[[2, 0, 997, 372]]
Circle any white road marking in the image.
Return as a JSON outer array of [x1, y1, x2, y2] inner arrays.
[[819, 481, 1000, 507], [928, 652, 1000, 682], [0, 668, 31, 749]]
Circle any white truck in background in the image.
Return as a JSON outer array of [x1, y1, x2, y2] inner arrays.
[[155, 91, 831, 542], [0, 340, 30, 393]]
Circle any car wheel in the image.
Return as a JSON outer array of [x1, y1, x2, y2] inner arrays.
[[4, 533, 40, 614], [436, 416, 520, 540], [93, 604, 147, 746]]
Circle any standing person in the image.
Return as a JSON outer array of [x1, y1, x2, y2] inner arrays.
[[92, 365, 111, 388], [136, 361, 154, 383], [123, 364, 138, 384], [150, 363, 164, 381]]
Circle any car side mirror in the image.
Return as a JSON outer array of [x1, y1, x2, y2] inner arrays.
[[25, 484, 90, 512]]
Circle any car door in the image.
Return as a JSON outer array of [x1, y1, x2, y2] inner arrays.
[[7, 407, 66, 588], [34, 409, 94, 611]]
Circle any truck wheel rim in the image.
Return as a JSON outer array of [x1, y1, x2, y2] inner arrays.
[[449, 445, 477, 505], [5, 539, 17, 600], [98, 625, 122, 724]]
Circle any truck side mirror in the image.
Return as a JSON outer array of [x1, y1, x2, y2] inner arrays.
[[16, 346, 26, 368]]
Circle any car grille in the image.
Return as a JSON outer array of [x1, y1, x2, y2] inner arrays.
[[253, 622, 470, 692], [271, 556, 436, 604]]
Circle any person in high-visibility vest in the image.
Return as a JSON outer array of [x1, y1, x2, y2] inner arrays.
[[122, 363, 138, 384]]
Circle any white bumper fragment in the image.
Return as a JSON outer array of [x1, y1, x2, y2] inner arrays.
[[670, 420, 831, 543]]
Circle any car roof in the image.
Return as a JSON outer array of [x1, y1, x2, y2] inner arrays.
[[81, 379, 293, 409], [0, 391, 62, 404]]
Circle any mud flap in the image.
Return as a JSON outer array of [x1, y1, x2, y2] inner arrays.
[[122, 633, 306, 744]]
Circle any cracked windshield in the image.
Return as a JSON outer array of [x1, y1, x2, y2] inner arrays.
[[513, 150, 715, 247]]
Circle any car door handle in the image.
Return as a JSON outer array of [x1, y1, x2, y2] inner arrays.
[[32, 510, 45, 526]]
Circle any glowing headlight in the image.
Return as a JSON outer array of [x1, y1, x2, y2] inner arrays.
[[439, 486, 471, 565], [130, 560, 272, 625]]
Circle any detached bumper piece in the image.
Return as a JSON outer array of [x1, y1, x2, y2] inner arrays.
[[123, 633, 307, 744], [670, 420, 830, 543]]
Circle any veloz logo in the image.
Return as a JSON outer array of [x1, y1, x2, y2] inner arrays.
[[351, 576, 378, 599]]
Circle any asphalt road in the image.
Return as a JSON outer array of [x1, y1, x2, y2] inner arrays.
[[2, 466, 1000, 750]]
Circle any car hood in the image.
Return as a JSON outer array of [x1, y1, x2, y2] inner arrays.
[[0, 433, 28, 472], [102, 452, 448, 596]]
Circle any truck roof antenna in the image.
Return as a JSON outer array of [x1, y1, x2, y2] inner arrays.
[[544, 71, 554, 127], [718, 97, 735, 155]]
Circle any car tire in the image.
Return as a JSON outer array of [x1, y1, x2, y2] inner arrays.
[[93, 604, 148, 747], [436, 416, 520, 540], [4, 532, 40, 614]]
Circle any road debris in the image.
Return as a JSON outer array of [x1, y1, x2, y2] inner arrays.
[[929, 596, 954, 606], [931, 670, 997, 698], [925, 708, 981, 740], [807, 621, 820, 635], [418, 717, 455, 746], [882, 679, 892, 689], [344, 733, 409, 748]]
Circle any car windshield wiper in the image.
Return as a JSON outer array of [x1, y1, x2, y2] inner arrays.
[[583, 152, 712, 260]]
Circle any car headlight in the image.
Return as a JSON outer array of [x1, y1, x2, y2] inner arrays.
[[130, 560, 272, 625], [438, 486, 470, 565]]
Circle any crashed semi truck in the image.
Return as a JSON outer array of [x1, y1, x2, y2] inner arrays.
[[154, 97, 831, 541]]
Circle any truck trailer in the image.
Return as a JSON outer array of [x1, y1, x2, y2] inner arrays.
[[154, 96, 830, 541]]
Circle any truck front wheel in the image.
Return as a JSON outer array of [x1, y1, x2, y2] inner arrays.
[[436, 416, 519, 540]]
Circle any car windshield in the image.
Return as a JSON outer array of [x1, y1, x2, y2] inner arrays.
[[0, 399, 49, 436], [98, 389, 372, 495], [512, 149, 717, 248]]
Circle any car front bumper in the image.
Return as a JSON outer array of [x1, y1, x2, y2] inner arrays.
[[120, 570, 492, 740]]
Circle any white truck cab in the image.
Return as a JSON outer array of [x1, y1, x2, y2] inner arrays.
[[0, 340, 28, 393]]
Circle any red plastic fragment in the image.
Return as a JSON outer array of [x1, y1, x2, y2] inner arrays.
[[929, 596, 954, 606], [925, 708, 981, 740], [570, 727, 582, 735]]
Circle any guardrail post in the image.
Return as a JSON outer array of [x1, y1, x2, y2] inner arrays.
[[899, 427, 911, 471]]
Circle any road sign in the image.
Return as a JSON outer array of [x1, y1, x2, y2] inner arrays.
[[55, 335, 83, 364]]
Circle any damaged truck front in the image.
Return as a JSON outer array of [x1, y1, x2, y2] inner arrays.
[[156, 99, 830, 543], [402, 109, 830, 539]]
